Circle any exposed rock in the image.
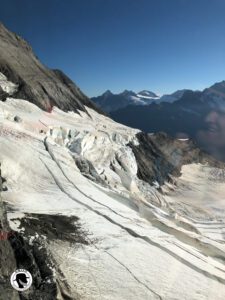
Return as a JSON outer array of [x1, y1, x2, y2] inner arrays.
[[0, 237, 19, 300], [8, 213, 89, 300], [129, 132, 223, 186], [13, 115, 22, 123], [15, 214, 89, 245], [73, 156, 106, 186], [0, 86, 9, 101], [0, 166, 19, 299], [0, 209, 88, 299], [0, 22, 103, 115], [0, 163, 6, 191]]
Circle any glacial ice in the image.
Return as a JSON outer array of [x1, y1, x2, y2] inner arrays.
[[0, 78, 225, 299]]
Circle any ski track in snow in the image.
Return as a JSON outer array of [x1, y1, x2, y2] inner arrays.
[[40, 146, 225, 286]]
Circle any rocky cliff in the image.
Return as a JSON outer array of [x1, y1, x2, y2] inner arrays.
[[0, 23, 102, 115]]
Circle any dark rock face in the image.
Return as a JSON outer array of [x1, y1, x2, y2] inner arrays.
[[0, 208, 88, 299], [0, 238, 19, 300], [0, 23, 103, 115], [16, 214, 89, 245], [9, 214, 89, 300], [0, 86, 9, 101], [0, 189, 21, 299], [9, 231, 58, 300], [0, 160, 86, 299], [0, 163, 6, 191], [0, 166, 19, 299], [129, 132, 221, 186], [74, 156, 106, 186]]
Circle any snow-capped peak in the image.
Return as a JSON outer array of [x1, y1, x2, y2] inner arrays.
[[137, 90, 159, 99]]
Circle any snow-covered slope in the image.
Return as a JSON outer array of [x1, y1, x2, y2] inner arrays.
[[1, 74, 225, 299]]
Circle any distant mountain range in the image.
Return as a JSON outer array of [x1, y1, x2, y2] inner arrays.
[[91, 89, 191, 113], [92, 81, 225, 160]]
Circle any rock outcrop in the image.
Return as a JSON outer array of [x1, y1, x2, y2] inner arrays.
[[129, 132, 222, 185], [0, 23, 102, 115]]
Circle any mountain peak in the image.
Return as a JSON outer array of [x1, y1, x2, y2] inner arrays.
[[204, 80, 225, 104], [0, 22, 33, 53], [137, 90, 159, 98], [120, 90, 136, 96], [208, 80, 225, 92], [0, 22, 103, 115], [102, 90, 113, 96], [0, 22, 9, 32]]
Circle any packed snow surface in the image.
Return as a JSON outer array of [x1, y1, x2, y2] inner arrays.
[[1, 88, 225, 298]]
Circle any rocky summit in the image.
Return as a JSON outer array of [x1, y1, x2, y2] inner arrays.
[[0, 22, 102, 115]]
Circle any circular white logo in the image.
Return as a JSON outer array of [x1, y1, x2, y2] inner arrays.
[[10, 269, 32, 291]]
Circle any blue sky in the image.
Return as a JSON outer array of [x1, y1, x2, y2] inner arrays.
[[1, 0, 225, 97]]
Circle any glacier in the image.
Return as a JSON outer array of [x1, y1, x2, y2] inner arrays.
[[1, 74, 225, 299]]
